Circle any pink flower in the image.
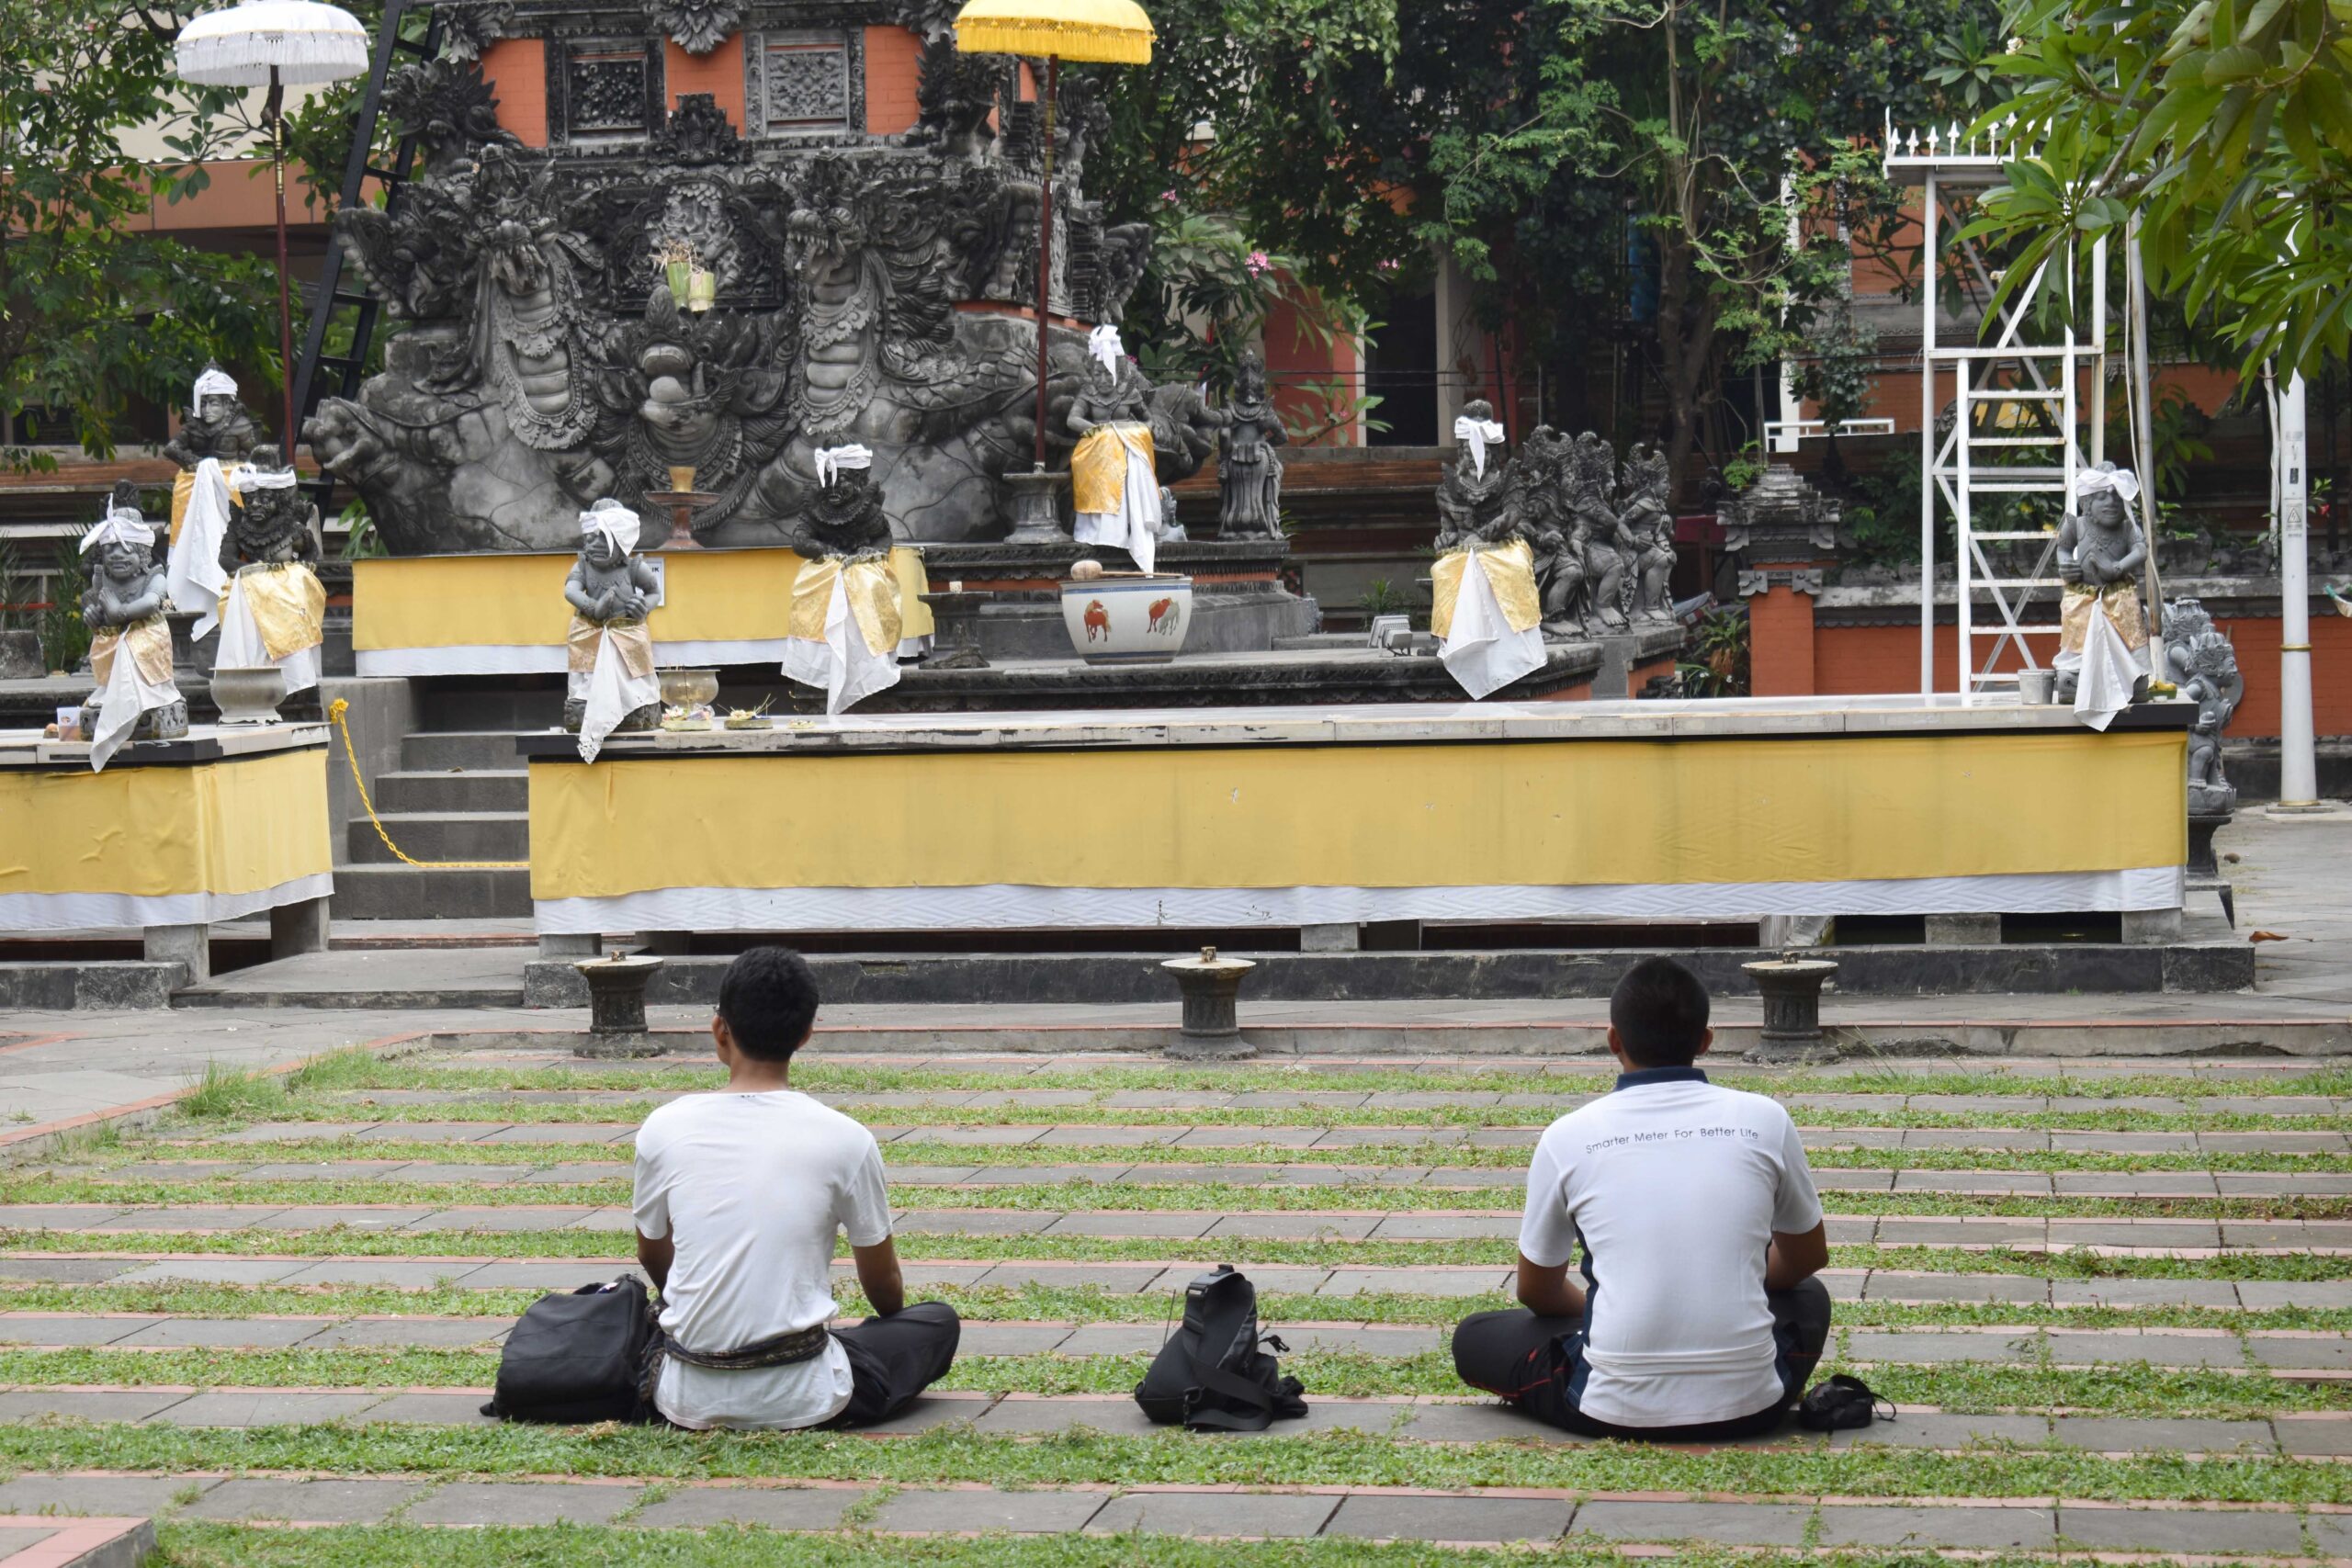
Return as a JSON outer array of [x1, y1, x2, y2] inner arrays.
[[1377, 259, 1398, 273], [1159, 188, 1179, 203], [1245, 249, 1272, 276]]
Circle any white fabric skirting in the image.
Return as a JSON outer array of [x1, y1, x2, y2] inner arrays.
[[217, 577, 321, 697], [779, 577, 901, 715], [0, 873, 334, 934], [536, 866, 2186, 934], [358, 639, 788, 678], [1072, 435, 1165, 574], [1439, 550, 1546, 700]]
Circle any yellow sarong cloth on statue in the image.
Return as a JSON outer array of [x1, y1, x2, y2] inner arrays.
[[889, 546, 934, 641], [219, 562, 326, 661], [90, 615, 176, 689], [567, 615, 655, 680], [1071, 423, 1154, 516], [169, 465, 243, 547], [1430, 539, 1542, 641], [2059, 581, 2148, 656], [788, 554, 903, 656]]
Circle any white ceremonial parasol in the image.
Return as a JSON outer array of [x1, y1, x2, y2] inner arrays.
[[175, 0, 373, 451]]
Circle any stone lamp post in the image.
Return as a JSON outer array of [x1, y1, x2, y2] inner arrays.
[[1160, 945, 1257, 1061]]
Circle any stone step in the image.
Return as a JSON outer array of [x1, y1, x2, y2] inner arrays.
[[371, 769, 529, 814], [399, 730, 526, 773], [343, 812, 529, 867], [328, 864, 533, 922]]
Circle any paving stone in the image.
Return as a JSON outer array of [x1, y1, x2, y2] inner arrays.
[[1862, 1272, 2049, 1304], [870, 1486, 1105, 1534], [972, 1397, 1159, 1437], [2047, 1331, 2243, 1367], [858, 1393, 995, 1434], [1848, 1330, 2038, 1363], [1032, 1127, 1180, 1146], [2221, 1173, 2352, 1195], [1899, 1130, 2048, 1151], [1365, 1216, 1517, 1239], [2238, 1281, 2352, 1310], [114, 1206, 288, 1229], [1087, 1491, 1339, 1538], [2249, 1336, 2352, 1371], [1206, 1215, 1381, 1240], [113, 1317, 334, 1348], [0, 1474, 220, 1516], [1815, 1505, 2054, 1549], [406, 1208, 594, 1233], [2277, 1418, 2352, 1456], [2227, 1221, 2352, 1247], [2201, 1131, 2348, 1152], [2053, 1171, 2219, 1197], [1570, 1501, 1813, 1545], [0, 1315, 151, 1345], [431, 1262, 594, 1289], [2049, 1131, 2193, 1152], [151, 1393, 387, 1426], [961, 1324, 1079, 1355], [360, 1393, 502, 1425], [1824, 1217, 1876, 1244], [1893, 1170, 2052, 1193], [2049, 1221, 2224, 1249], [1316, 1269, 1504, 1297], [971, 1264, 1161, 1292], [1872, 1218, 2046, 1247], [894, 1210, 1056, 1235], [2052, 1416, 2275, 1454], [2050, 1278, 2242, 1308], [2055, 1505, 2305, 1554], [1042, 1213, 1216, 1238], [1827, 1413, 2051, 1450], [1174, 1129, 1325, 1148], [405, 1482, 642, 1525], [0, 1389, 189, 1422], [2309, 1514, 2352, 1556], [1312, 1129, 1468, 1147], [275, 1259, 487, 1287], [906, 1126, 1048, 1146], [209, 1122, 381, 1143], [1400, 1402, 1596, 1444], [111, 1260, 307, 1286], [0, 1207, 128, 1229], [180, 1478, 424, 1523], [256, 1206, 443, 1232], [633, 1487, 867, 1529], [1809, 1170, 1896, 1190]]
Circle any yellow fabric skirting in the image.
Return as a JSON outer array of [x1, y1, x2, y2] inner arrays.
[[1430, 540, 1542, 640], [222, 563, 326, 660], [567, 615, 654, 679], [529, 730, 2187, 901], [2061, 581, 2148, 656], [90, 615, 175, 688], [0, 747, 331, 897], [788, 555, 903, 656], [1071, 423, 1153, 516]]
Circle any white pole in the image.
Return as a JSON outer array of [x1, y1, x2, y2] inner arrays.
[[2125, 218, 2166, 678], [2276, 369, 2320, 807], [1920, 175, 1939, 695]]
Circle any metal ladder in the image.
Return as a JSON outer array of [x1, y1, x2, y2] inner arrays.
[[1947, 335, 2086, 693], [290, 0, 442, 523]]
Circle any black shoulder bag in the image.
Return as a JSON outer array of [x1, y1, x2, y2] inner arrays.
[[1134, 1265, 1308, 1432], [482, 1276, 657, 1424]]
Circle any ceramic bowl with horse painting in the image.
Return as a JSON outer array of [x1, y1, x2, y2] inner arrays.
[[1058, 574, 1193, 665]]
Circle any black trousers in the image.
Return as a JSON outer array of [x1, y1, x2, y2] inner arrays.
[[1452, 1277, 1831, 1441], [826, 1301, 961, 1427]]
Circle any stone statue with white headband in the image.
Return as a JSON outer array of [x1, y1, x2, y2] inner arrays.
[[1429, 400, 1545, 699], [782, 446, 906, 715], [77, 482, 187, 771], [164, 364, 260, 635], [2053, 461, 2151, 719], [1067, 325, 1166, 572], [214, 447, 327, 698], [564, 499, 662, 760]]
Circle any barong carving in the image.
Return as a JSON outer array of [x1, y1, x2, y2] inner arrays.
[[565, 499, 662, 760], [79, 483, 187, 770], [306, 47, 1181, 555], [2165, 597, 2244, 814]]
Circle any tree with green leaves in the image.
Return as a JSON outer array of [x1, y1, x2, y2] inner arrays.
[[1967, 0, 2351, 378], [0, 0, 278, 470]]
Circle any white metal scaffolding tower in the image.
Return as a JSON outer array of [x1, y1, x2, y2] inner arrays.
[[1884, 114, 2109, 700]]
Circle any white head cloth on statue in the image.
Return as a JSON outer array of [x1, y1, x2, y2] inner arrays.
[[80, 505, 154, 555], [1088, 324, 1124, 377], [191, 366, 238, 416], [2075, 466, 2143, 506], [579, 498, 640, 556], [814, 445, 874, 485], [1453, 412, 1505, 478], [232, 467, 298, 494]]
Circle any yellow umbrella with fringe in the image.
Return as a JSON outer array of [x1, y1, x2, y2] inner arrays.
[[955, 0, 1155, 470]]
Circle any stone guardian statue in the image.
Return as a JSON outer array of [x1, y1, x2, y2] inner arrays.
[[2053, 462, 2151, 711], [1214, 350, 1287, 537], [564, 499, 662, 761], [216, 449, 327, 696], [78, 483, 187, 771]]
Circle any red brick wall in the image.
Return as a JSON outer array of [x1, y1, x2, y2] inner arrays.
[[664, 39, 745, 125], [865, 26, 922, 135], [480, 39, 548, 146], [1747, 589, 1815, 696]]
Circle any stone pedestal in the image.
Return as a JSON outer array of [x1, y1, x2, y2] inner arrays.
[[1001, 468, 1069, 546], [919, 591, 992, 668], [2187, 812, 2232, 878], [1741, 955, 1839, 1065], [1300, 923, 1359, 953], [574, 953, 663, 1057], [270, 897, 330, 960], [1161, 946, 1258, 1061], [2120, 907, 2183, 944], [1758, 915, 1832, 949], [144, 924, 209, 987]]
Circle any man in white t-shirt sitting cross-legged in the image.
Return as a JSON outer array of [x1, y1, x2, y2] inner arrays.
[[633, 946, 959, 1430], [1453, 955, 1831, 1440]]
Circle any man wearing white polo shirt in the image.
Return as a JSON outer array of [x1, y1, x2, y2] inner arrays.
[[1453, 956, 1831, 1438]]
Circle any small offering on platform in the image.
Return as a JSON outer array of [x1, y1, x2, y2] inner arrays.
[[780, 446, 905, 715], [78, 484, 188, 772], [216, 447, 326, 699], [565, 500, 662, 760]]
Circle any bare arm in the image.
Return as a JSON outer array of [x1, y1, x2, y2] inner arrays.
[[1515, 1251, 1587, 1319], [1764, 1222, 1828, 1292], [853, 1235, 906, 1317], [636, 1231, 674, 1293]]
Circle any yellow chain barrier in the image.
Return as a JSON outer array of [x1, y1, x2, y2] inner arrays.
[[328, 696, 530, 871]]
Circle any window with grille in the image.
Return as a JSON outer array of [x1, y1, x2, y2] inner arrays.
[[749, 29, 861, 137]]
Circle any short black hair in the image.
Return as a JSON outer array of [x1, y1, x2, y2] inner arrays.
[[717, 946, 820, 1062], [1609, 956, 1711, 1066]]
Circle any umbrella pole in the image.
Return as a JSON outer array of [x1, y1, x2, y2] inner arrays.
[[1031, 52, 1057, 471], [268, 63, 297, 453]]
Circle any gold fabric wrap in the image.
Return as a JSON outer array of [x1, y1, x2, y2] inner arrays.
[[168, 465, 243, 546], [1430, 539, 1542, 640], [788, 555, 903, 656], [89, 615, 175, 688], [1071, 423, 1153, 515], [2060, 581, 2147, 655], [567, 615, 654, 679], [221, 562, 326, 660]]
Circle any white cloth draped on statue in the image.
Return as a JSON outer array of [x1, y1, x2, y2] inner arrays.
[[169, 457, 234, 635], [216, 571, 322, 697], [1438, 549, 1546, 700], [2072, 604, 2147, 732], [88, 617, 180, 773], [1071, 424, 1164, 574]]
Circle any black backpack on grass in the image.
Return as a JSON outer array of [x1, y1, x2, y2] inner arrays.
[[1134, 1265, 1308, 1432], [483, 1277, 655, 1424]]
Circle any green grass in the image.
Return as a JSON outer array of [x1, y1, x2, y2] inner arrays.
[[6, 1424, 2351, 1504]]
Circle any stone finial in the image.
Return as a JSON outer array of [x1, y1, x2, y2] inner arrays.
[[1719, 465, 1838, 559]]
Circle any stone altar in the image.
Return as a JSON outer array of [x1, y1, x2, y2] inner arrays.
[[305, 18, 1203, 554]]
